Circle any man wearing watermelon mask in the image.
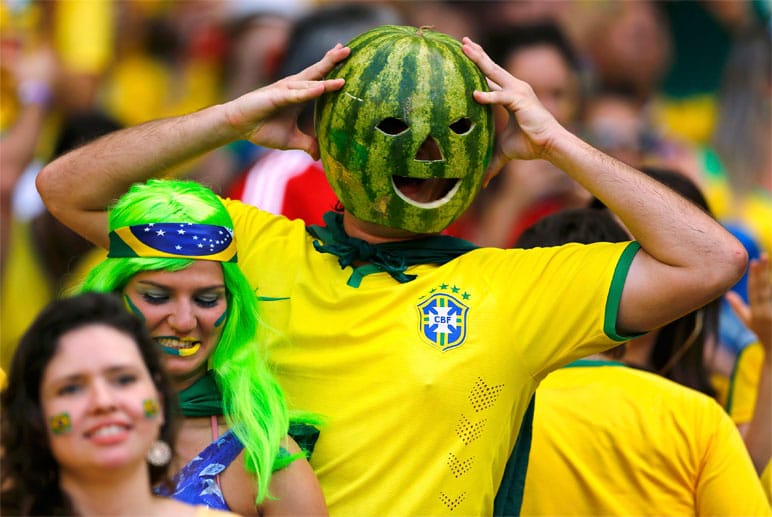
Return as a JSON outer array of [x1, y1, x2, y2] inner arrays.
[[38, 26, 748, 516]]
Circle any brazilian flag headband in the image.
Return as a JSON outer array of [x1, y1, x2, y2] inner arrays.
[[108, 223, 237, 262]]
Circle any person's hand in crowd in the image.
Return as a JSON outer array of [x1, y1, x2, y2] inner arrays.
[[225, 44, 349, 160], [727, 254, 772, 351], [1, 44, 59, 273], [12, 45, 58, 93]]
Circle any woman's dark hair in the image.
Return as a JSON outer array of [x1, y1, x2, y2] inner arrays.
[[0, 292, 179, 515], [514, 206, 631, 249], [637, 167, 718, 397]]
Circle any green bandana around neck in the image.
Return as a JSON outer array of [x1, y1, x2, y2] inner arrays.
[[176, 371, 321, 459], [307, 211, 478, 287], [178, 371, 223, 417]]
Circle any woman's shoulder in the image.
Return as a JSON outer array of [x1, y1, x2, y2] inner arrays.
[[194, 505, 244, 517], [218, 446, 259, 516], [157, 498, 243, 517]]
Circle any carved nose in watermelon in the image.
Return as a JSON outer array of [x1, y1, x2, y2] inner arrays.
[[415, 136, 442, 161]]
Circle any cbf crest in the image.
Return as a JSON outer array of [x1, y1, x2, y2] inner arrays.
[[417, 285, 470, 351]]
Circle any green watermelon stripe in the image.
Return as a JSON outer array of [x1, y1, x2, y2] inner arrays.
[[440, 43, 471, 180], [428, 41, 450, 177], [387, 38, 424, 227], [450, 43, 489, 174], [350, 41, 394, 183]]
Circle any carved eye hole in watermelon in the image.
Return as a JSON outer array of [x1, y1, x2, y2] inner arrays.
[[378, 115, 454, 204], [378, 117, 444, 162], [377, 117, 408, 135], [449, 117, 473, 135]]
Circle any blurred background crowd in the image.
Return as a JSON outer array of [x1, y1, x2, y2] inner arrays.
[[1, 0, 770, 389]]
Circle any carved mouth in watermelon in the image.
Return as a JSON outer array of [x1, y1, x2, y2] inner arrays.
[[392, 176, 461, 208]]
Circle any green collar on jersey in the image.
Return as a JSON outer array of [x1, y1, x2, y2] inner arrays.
[[564, 358, 627, 369], [178, 371, 321, 459], [307, 211, 478, 287]]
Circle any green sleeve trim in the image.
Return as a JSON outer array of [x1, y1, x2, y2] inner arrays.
[[603, 242, 644, 341], [493, 394, 535, 516], [564, 359, 626, 369]]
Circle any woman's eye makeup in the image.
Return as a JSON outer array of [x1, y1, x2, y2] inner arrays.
[[133, 285, 226, 310], [141, 290, 170, 304], [195, 293, 222, 308]]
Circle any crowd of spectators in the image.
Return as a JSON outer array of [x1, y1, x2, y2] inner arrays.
[[1, 0, 770, 512]]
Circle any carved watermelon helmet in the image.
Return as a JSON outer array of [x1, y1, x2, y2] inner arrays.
[[314, 25, 494, 233]]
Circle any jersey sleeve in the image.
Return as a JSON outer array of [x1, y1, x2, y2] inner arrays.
[[475, 241, 639, 379], [726, 341, 764, 425], [219, 196, 310, 286]]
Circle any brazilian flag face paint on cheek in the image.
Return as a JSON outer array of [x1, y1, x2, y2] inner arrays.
[[50, 413, 71, 434], [143, 398, 160, 419]]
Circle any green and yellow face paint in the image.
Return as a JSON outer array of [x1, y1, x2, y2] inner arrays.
[[214, 308, 228, 328], [153, 336, 201, 357], [49, 412, 71, 435], [123, 294, 146, 322], [122, 296, 201, 357], [123, 294, 147, 322]]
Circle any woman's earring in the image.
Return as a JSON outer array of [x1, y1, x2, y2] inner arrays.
[[146, 439, 172, 467]]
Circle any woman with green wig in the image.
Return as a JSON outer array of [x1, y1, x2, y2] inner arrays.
[[79, 178, 327, 516]]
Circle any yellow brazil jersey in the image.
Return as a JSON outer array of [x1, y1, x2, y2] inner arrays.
[[521, 360, 771, 516], [712, 343, 764, 426], [222, 200, 637, 517], [726, 341, 765, 425]]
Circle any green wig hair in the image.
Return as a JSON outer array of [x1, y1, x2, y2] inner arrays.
[[79, 179, 289, 503]]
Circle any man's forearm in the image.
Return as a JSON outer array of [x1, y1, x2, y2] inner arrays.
[[546, 128, 747, 331], [36, 103, 237, 247]]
